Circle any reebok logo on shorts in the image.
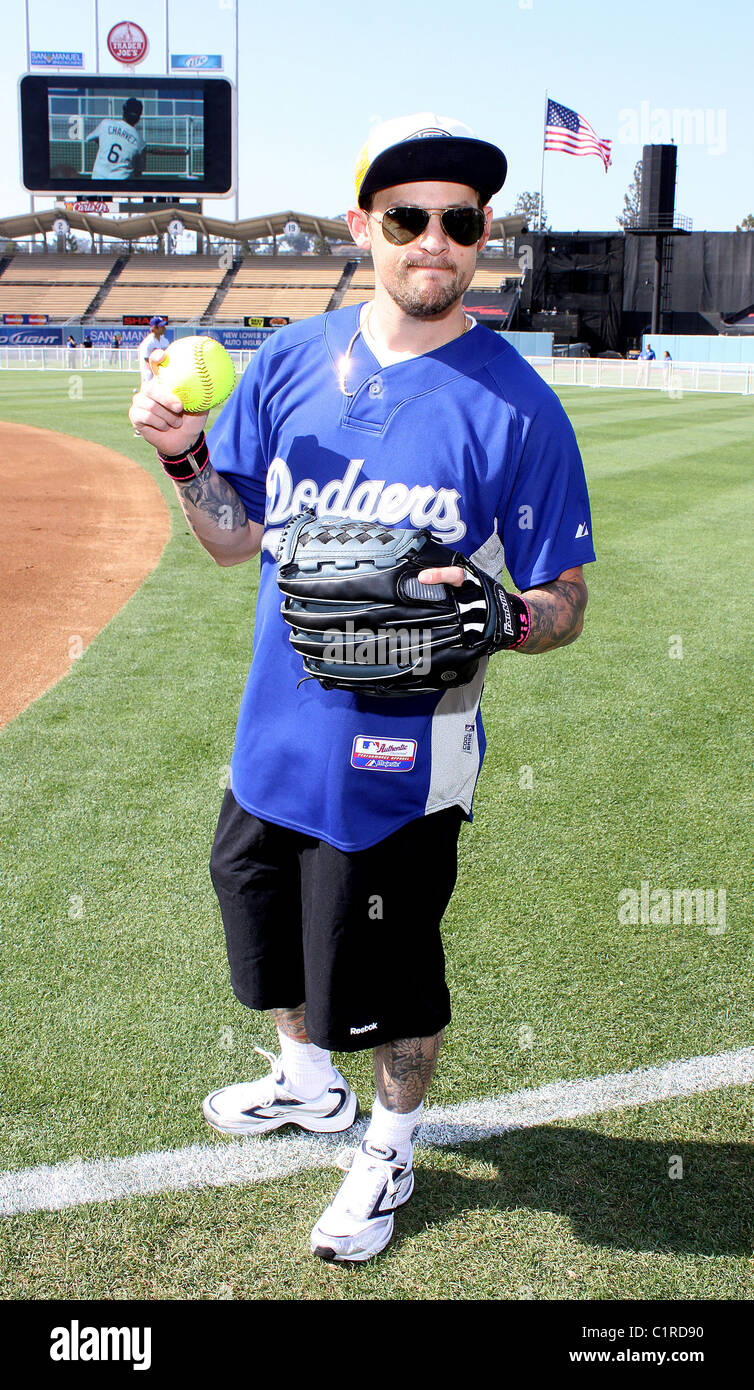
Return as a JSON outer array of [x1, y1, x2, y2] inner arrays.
[[351, 736, 417, 771], [350, 1021, 379, 1035]]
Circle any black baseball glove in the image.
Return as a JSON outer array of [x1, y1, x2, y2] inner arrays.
[[276, 512, 531, 697]]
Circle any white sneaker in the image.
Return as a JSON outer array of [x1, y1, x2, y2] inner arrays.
[[310, 1138, 414, 1262], [202, 1047, 358, 1136]]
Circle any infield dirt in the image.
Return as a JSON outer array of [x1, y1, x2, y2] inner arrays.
[[1, 423, 170, 727]]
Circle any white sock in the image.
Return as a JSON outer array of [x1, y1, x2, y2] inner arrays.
[[364, 1095, 422, 1160], [276, 1033, 335, 1099]]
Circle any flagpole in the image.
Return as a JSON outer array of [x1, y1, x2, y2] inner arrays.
[[539, 90, 548, 230]]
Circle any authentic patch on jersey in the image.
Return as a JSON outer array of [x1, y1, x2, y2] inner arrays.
[[351, 736, 417, 771]]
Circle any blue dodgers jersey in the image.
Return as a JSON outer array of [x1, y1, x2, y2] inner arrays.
[[208, 304, 595, 851]]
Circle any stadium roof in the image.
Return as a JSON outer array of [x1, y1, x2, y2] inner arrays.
[[0, 206, 527, 246]]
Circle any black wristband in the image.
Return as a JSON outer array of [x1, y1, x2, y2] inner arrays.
[[454, 558, 532, 654], [156, 431, 210, 482], [488, 582, 532, 650]]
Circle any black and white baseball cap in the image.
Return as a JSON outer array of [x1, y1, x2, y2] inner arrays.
[[355, 112, 507, 207]]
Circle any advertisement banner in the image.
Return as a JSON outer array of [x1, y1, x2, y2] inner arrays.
[[86, 327, 155, 346], [106, 21, 148, 66], [31, 51, 84, 67], [97, 2, 164, 73], [243, 316, 290, 328], [0, 326, 63, 345], [75, 327, 281, 349], [62, 201, 113, 215], [201, 327, 283, 350], [2, 314, 50, 324], [171, 55, 223, 70]]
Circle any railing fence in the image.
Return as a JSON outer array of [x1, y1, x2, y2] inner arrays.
[[0, 348, 752, 395]]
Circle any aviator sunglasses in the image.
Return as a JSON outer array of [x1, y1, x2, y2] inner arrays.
[[366, 204, 486, 247]]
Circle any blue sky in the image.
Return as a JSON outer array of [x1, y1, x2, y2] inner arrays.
[[2, 0, 752, 232]]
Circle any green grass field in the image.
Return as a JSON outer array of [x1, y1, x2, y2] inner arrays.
[[0, 372, 752, 1302]]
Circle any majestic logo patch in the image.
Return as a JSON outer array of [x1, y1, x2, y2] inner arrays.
[[575, 522, 589, 538], [351, 737, 417, 771]]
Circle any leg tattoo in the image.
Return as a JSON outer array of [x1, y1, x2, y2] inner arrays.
[[272, 1004, 309, 1042], [374, 1031, 445, 1113]]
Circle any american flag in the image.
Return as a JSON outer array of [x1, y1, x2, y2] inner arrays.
[[544, 99, 612, 171]]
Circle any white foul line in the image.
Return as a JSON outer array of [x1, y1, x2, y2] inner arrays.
[[2, 1045, 753, 1218]]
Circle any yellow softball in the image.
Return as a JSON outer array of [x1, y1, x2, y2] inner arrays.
[[156, 335, 236, 413]]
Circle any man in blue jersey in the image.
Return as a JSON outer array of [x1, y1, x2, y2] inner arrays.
[[129, 112, 595, 1264]]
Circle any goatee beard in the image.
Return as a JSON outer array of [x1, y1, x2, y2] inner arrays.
[[387, 265, 472, 319]]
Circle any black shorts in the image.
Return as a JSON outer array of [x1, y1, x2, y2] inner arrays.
[[209, 788, 464, 1052]]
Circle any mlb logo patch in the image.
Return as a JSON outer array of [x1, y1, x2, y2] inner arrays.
[[351, 736, 417, 771]]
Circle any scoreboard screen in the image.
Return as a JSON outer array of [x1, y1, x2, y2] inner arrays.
[[19, 75, 233, 196]]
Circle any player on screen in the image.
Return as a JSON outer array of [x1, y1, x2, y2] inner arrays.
[[86, 99, 146, 179]]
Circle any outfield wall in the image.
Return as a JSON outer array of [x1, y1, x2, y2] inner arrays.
[[496, 331, 553, 355], [641, 334, 754, 364]]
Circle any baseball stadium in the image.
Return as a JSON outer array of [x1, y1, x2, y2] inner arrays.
[[0, 3, 752, 1334]]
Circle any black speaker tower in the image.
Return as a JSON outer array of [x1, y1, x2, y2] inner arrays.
[[639, 145, 677, 230], [628, 144, 691, 334]]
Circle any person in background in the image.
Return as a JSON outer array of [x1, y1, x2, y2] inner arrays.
[[638, 340, 655, 386], [134, 317, 169, 434], [139, 317, 168, 385]]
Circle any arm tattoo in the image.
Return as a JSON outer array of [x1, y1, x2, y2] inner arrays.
[[518, 576, 588, 654], [176, 462, 248, 535], [374, 1031, 445, 1113]]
